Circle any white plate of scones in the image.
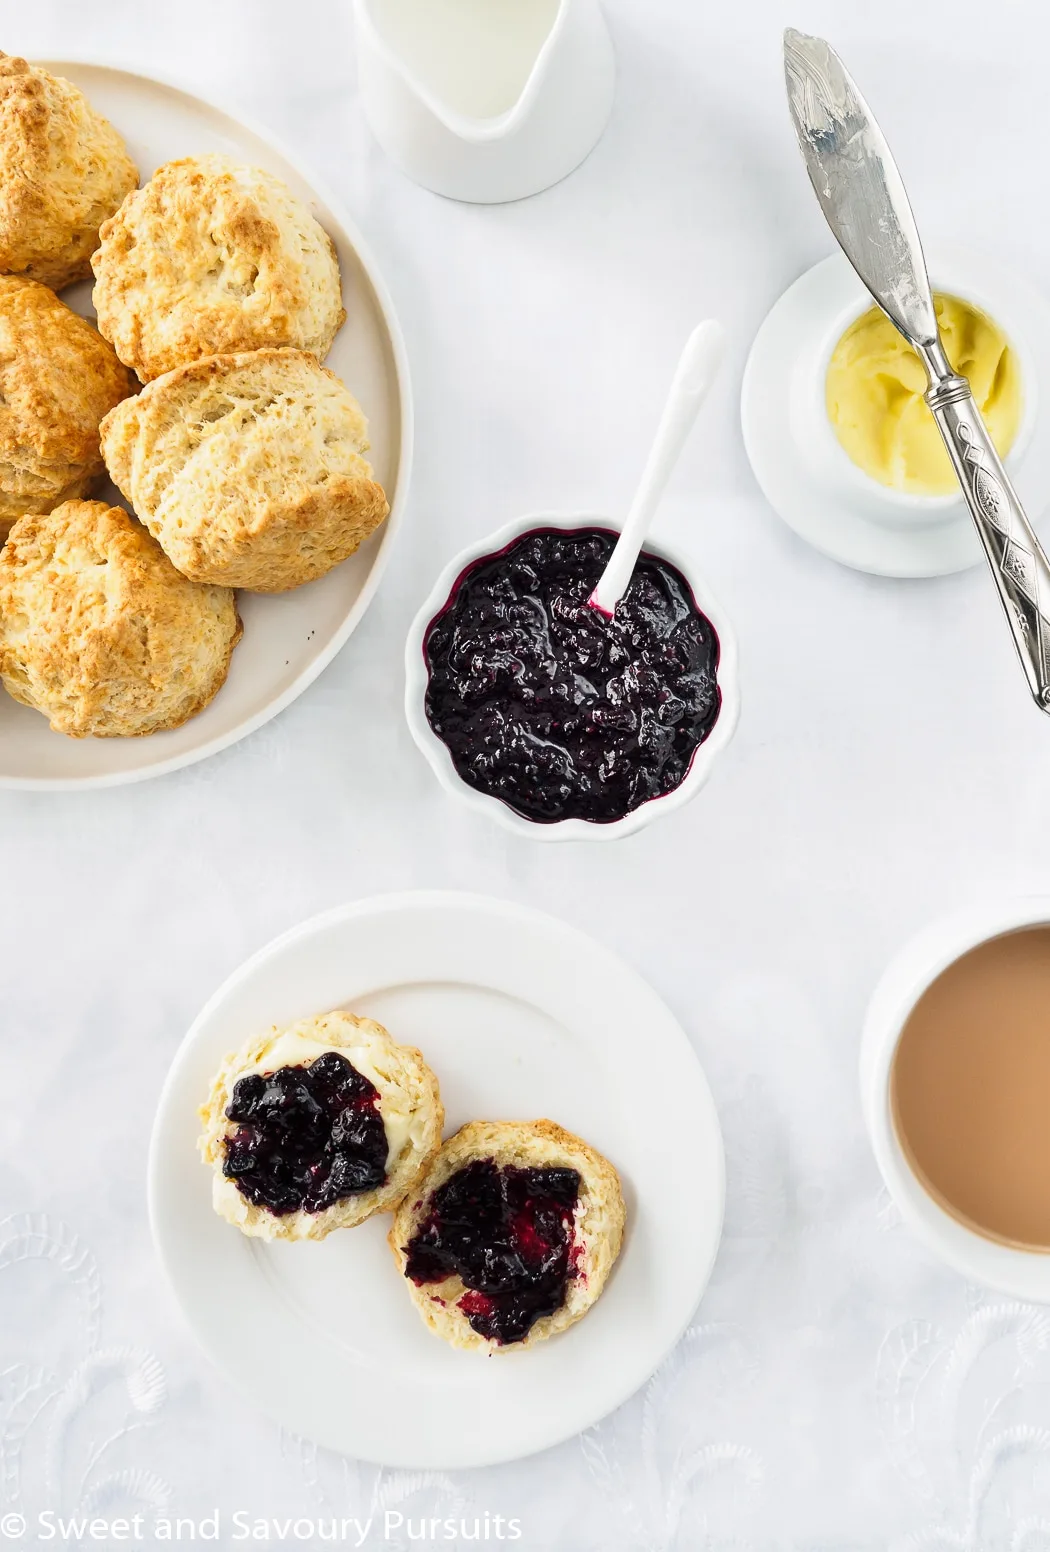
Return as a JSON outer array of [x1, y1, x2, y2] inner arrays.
[[0, 56, 409, 787], [148, 892, 725, 1467]]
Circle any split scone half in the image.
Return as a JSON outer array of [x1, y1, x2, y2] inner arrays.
[[199, 1011, 444, 1242], [389, 1120, 626, 1352], [101, 348, 390, 592], [91, 154, 344, 382], [0, 500, 240, 737], [0, 54, 138, 291]]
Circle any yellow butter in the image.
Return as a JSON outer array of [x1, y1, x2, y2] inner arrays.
[[826, 293, 1022, 495]]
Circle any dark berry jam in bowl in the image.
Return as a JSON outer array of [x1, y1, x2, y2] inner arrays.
[[404, 512, 740, 838]]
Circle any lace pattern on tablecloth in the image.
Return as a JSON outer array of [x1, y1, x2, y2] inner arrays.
[[6, 1192, 1050, 1550]]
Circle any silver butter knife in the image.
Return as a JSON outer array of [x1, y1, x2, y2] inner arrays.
[[784, 27, 1050, 713]]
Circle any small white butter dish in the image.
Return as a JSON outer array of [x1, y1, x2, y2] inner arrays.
[[741, 248, 1050, 577]]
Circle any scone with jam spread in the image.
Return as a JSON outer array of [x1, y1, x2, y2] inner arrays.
[[92, 154, 344, 381], [390, 1120, 626, 1351], [199, 1011, 444, 1242]]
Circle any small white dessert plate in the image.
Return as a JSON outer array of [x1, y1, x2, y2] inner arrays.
[[0, 61, 411, 790], [148, 892, 725, 1467], [741, 249, 1050, 578]]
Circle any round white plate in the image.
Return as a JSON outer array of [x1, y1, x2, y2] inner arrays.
[[148, 892, 725, 1468], [0, 61, 411, 790], [741, 250, 1050, 577]]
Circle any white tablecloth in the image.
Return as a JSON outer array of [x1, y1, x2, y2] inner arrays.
[[4, 1, 1050, 1546]]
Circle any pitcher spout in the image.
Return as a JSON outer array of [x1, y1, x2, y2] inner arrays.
[[354, 0, 616, 202], [356, 0, 570, 139]]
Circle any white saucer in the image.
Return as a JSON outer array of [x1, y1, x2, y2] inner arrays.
[[148, 892, 725, 1468], [741, 250, 1050, 578]]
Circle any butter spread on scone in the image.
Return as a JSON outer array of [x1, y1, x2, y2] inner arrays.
[[199, 1011, 444, 1242], [390, 1120, 626, 1352], [0, 54, 138, 292], [91, 154, 345, 382], [0, 499, 240, 738], [0, 277, 134, 541], [100, 348, 389, 592]]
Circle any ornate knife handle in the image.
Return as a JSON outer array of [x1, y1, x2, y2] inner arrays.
[[923, 353, 1050, 713]]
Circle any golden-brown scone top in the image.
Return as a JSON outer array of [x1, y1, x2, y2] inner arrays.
[[389, 1120, 626, 1353], [0, 54, 138, 291], [92, 154, 345, 382], [101, 348, 389, 591], [0, 277, 134, 542], [198, 1011, 445, 1243], [0, 499, 240, 738]]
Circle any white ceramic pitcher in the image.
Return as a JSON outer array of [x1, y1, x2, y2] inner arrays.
[[353, 0, 616, 203]]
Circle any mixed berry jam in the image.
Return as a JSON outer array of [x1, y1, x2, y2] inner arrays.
[[403, 1158, 581, 1345], [423, 527, 721, 824], [223, 1051, 388, 1215]]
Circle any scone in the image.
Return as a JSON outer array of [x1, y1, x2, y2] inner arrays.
[[0, 500, 240, 737], [0, 54, 137, 291], [390, 1120, 626, 1352], [101, 348, 389, 591], [92, 154, 345, 382], [0, 277, 134, 541], [199, 1011, 444, 1242]]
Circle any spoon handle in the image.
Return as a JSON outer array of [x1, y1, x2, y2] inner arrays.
[[921, 353, 1050, 713], [590, 320, 725, 615]]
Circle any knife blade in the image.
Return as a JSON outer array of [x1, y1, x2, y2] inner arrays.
[[783, 27, 937, 347], [783, 27, 1050, 716]]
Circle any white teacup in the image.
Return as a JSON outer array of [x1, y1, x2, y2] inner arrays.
[[861, 896, 1050, 1300]]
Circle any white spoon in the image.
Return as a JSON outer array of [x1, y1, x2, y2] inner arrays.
[[589, 319, 726, 616]]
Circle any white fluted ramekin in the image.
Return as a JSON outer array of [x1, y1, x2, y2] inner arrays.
[[404, 511, 740, 842]]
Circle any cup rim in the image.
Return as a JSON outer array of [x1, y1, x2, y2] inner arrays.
[[861, 895, 1050, 1300], [403, 510, 741, 842], [801, 248, 1040, 520]]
